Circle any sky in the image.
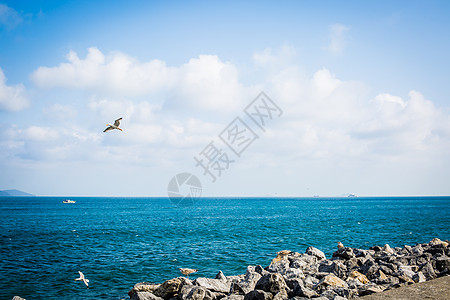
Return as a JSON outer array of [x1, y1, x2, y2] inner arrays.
[[0, 0, 449, 196]]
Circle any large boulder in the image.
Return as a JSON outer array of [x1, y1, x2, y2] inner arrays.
[[255, 273, 288, 294], [347, 270, 369, 284], [243, 290, 273, 300], [153, 278, 185, 299], [306, 246, 326, 261], [194, 277, 230, 293]]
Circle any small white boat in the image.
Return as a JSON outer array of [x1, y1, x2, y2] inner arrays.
[[63, 199, 76, 203]]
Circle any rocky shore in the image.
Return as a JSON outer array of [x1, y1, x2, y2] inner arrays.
[[129, 238, 449, 300]]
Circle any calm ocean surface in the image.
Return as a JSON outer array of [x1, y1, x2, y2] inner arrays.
[[0, 196, 449, 299]]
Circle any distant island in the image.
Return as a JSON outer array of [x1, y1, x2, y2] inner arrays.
[[0, 189, 35, 197]]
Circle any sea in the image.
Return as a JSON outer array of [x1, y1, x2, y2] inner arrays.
[[0, 196, 449, 299]]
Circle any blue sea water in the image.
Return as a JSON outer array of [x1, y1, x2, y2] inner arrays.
[[0, 196, 449, 299]]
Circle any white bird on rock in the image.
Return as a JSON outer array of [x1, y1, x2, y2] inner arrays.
[[75, 271, 89, 287], [104, 117, 123, 132]]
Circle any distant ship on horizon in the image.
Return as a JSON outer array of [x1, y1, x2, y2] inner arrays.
[[63, 199, 76, 204]]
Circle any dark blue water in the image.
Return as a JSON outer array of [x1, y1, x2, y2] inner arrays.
[[0, 197, 449, 299]]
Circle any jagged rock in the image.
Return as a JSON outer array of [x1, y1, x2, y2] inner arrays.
[[398, 265, 416, 279], [153, 278, 185, 299], [435, 256, 450, 274], [411, 244, 424, 256], [226, 295, 245, 300], [316, 274, 348, 291], [412, 271, 426, 283], [430, 238, 449, 247], [359, 258, 378, 279], [302, 275, 319, 288], [290, 254, 318, 272], [318, 261, 347, 278], [332, 247, 355, 260], [131, 292, 164, 300], [255, 265, 269, 276], [320, 289, 337, 299], [272, 289, 288, 300], [358, 283, 384, 296], [370, 246, 382, 252], [283, 267, 305, 280], [382, 244, 395, 254], [286, 278, 317, 298], [255, 273, 288, 294], [420, 261, 437, 280], [267, 260, 290, 275], [306, 247, 326, 260], [243, 290, 273, 300], [194, 277, 230, 293], [129, 282, 161, 297], [333, 296, 348, 300], [227, 294, 244, 300], [184, 287, 206, 300], [216, 271, 227, 281], [346, 271, 369, 284], [230, 271, 262, 295]]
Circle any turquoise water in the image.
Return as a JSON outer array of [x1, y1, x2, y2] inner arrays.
[[0, 196, 449, 299]]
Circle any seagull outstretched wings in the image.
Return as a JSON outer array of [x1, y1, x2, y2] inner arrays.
[[75, 271, 89, 287], [104, 117, 123, 132]]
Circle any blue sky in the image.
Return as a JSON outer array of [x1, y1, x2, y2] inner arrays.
[[1, 1, 449, 196]]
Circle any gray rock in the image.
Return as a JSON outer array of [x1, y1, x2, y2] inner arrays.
[[286, 278, 317, 298], [12, 297, 26, 300], [420, 261, 437, 280], [243, 289, 273, 300], [131, 292, 164, 300], [302, 275, 319, 289], [284, 268, 305, 280], [255, 265, 269, 276], [267, 260, 290, 275], [332, 296, 348, 300], [320, 290, 337, 299], [194, 277, 230, 293], [306, 247, 326, 260], [216, 271, 227, 281], [358, 283, 384, 296], [273, 290, 289, 300], [153, 278, 184, 299], [185, 286, 207, 300], [318, 261, 347, 278], [398, 265, 416, 279], [435, 256, 450, 274], [226, 295, 245, 300], [332, 247, 355, 260], [255, 273, 288, 294], [412, 271, 426, 283], [411, 244, 424, 256]]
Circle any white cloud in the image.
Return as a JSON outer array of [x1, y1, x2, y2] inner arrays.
[[0, 68, 29, 111], [327, 23, 350, 55], [31, 47, 176, 96], [0, 4, 22, 29], [32, 48, 254, 115]]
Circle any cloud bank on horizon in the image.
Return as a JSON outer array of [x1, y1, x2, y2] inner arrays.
[[0, 1, 449, 196]]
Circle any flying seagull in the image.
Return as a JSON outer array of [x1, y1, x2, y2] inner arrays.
[[75, 271, 89, 287], [179, 268, 198, 279], [104, 117, 123, 132]]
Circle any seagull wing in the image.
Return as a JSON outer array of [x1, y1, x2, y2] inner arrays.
[[104, 126, 114, 132], [114, 118, 122, 127]]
